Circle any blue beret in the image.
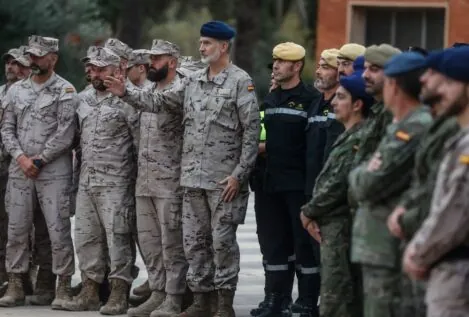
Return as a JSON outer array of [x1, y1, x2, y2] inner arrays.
[[353, 55, 365, 73], [384, 52, 426, 77], [200, 21, 236, 40], [340, 71, 375, 109], [439, 46, 469, 83], [424, 49, 445, 71]]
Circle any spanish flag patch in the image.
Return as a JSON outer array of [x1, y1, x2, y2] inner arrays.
[[247, 84, 255, 92], [396, 130, 411, 142], [459, 154, 469, 165], [65, 87, 75, 93]]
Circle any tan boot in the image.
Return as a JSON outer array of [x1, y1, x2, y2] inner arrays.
[[213, 289, 235, 317], [133, 280, 151, 297], [61, 275, 100, 311], [0, 273, 25, 307], [51, 275, 72, 310], [149, 294, 183, 317], [29, 268, 56, 306], [100, 278, 130, 315], [177, 292, 210, 317], [127, 290, 166, 317]]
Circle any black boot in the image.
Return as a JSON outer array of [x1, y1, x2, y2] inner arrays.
[[291, 271, 320, 317], [257, 293, 287, 317], [250, 261, 270, 317]]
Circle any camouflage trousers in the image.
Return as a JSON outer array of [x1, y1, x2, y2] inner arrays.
[[318, 218, 362, 317], [75, 184, 135, 284], [182, 188, 249, 292], [426, 261, 469, 317], [0, 177, 7, 275], [400, 242, 426, 317], [5, 177, 75, 275], [136, 196, 188, 294]]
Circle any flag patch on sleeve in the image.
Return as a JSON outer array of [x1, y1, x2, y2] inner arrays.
[[459, 154, 469, 165], [247, 84, 255, 92], [65, 87, 75, 93], [395, 130, 411, 142]]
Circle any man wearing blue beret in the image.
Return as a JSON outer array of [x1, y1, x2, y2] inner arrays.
[[404, 46, 469, 317], [105, 20, 260, 317], [349, 52, 433, 317], [301, 70, 373, 317], [387, 48, 460, 317]]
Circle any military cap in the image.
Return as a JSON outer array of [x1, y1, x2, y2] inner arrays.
[[2, 48, 22, 61], [14, 46, 31, 67], [452, 42, 469, 48], [338, 43, 366, 61], [105, 38, 132, 60], [272, 42, 306, 61], [127, 49, 150, 68], [85, 47, 121, 68], [364, 44, 401, 67], [340, 72, 374, 109], [81, 45, 100, 64], [408, 46, 428, 56], [439, 46, 469, 83], [200, 21, 236, 40], [320, 48, 340, 68], [148, 39, 180, 58], [384, 52, 426, 77], [25, 35, 59, 57], [424, 49, 446, 71]]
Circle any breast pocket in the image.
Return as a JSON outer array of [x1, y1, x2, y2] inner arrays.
[[209, 95, 238, 131], [36, 95, 58, 125], [99, 107, 126, 137]]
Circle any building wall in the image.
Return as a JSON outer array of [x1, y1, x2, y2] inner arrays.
[[315, 0, 469, 61]]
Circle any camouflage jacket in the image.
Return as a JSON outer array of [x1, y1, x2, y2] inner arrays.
[[348, 102, 393, 208], [77, 89, 139, 187], [122, 64, 260, 190], [136, 71, 185, 198], [302, 121, 363, 221], [1, 73, 78, 180], [0, 84, 12, 176], [409, 127, 469, 268], [349, 105, 433, 268], [398, 116, 459, 239]]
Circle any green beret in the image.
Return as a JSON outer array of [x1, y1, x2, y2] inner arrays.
[[364, 44, 401, 67]]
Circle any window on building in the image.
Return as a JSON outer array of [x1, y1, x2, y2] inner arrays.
[[360, 7, 445, 50]]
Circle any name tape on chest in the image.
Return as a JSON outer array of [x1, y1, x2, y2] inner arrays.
[[395, 130, 411, 142]]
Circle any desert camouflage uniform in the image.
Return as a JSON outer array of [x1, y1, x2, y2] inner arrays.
[[75, 85, 139, 285], [122, 63, 259, 292]]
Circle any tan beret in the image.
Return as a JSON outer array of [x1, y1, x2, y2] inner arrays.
[[338, 43, 366, 61], [320, 48, 340, 68], [364, 44, 402, 67], [272, 42, 305, 61]]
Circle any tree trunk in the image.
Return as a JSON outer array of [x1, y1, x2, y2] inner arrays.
[[234, 0, 262, 74], [114, 0, 144, 48]]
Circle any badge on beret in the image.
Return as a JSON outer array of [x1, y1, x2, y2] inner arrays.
[[395, 130, 411, 142], [459, 154, 469, 165], [65, 87, 75, 93]]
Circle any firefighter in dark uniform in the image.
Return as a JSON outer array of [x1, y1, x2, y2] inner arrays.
[[261, 42, 321, 317]]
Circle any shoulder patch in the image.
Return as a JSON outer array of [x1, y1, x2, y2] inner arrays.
[[459, 154, 469, 165], [247, 84, 255, 92], [65, 87, 75, 93], [396, 130, 411, 142]]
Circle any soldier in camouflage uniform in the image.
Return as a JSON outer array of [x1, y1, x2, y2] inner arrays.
[[387, 48, 460, 317], [301, 70, 374, 317], [403, 46, 469, 317], [0, 35, 77, 309], [106, 21, 259, 317], [349, 52, 433, 317], [126, 49, 153, 90], [105, 38, 133, 78], [60, 47, 139, 315], [127, 40, 190, 317]]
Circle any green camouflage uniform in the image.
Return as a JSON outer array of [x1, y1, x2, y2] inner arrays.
[[396, 115, 459, 317], [302, 121, 364, 317], [349, 105, 433, 317]]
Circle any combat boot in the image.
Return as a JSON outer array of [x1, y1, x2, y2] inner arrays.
[[51, 275, 72, 310], [100, 278, 130, 315], [257, 293, 285, 317], [177, 292, 210, 317], [133, 280, 151, 297], [213, 289, 235, 317], [30, 267, 56, 305], [61, 275, 100, 311], [149, 294, 183, 317], [127, 290, 166, 317], [0, 273, 25, 307]]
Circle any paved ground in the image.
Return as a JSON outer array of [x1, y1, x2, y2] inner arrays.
[[0, 195, 298, 317]]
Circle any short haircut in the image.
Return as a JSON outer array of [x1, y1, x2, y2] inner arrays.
[[393, 68, 425, 100]]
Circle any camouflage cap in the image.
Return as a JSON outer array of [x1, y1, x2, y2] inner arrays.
[[86, 47, 121, 68], [13, 46, 31, 67], [26, 35, 59, 57], [81, 46, 100, 63], [2, 47, 22, 61], [105, 38, 132, 60], [148, 39, 180, 58], [127, 49, 150, 68]]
